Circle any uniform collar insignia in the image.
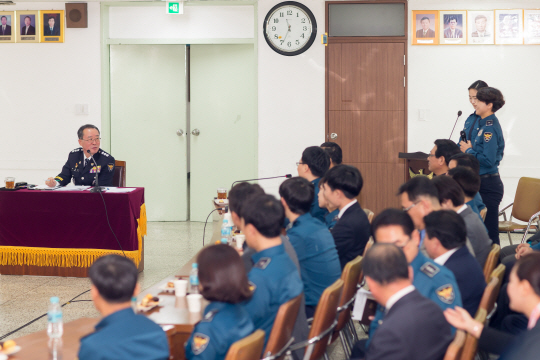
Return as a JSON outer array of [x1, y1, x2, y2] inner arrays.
[[420, 262, 440, 278], [201, 309, 219, 322], [254, 257, 271, 270], [486, 120, 493, 126], [192, 333, 210, 355]]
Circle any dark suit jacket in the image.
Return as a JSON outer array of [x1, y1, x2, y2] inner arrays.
[[330, 202, 370, 269], [21, 25, 35, 35], [366, 290, 453, 360], [1, 25, 11, 36], [44, 25, 60, 36], [443, 246, 486, 316], [480, 321, 540, 359], [444, 28, 463, 38], [416, 28, 436, 38]]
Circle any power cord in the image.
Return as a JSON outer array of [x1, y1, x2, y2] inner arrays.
[[97, 190, 126, 258], [202, 207, 225, 246]]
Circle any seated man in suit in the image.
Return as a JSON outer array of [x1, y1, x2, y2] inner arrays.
[[320, 164, 370, 269], [424, 210, 486, 317], [427, 139, 461, 176], [296, 146, 330, 223], [78, 255, 169, 360], [241, 194, 304, 348], [359, 243, 453, 360], [320, 142, 342, 169], [449, 153, 486, 216], [279, 177, 341, 318], [21, 16, 35, 35], [433, 175, 492, 267]]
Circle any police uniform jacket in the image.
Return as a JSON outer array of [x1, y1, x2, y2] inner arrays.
[[325, 209, 339, 230], [55, 147, 115, 186], [310, 178, 328, 223], [367, 251, 462, 345], [78, 308, 169, 360], [459, 112, 482, 145], [287, 213, 341, 307], [242, 244, 304, 348], [185, 302, 254, 360], [465, 114, 504, 175]]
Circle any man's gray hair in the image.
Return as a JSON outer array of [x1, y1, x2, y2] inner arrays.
[[77, 124, 100, 139]]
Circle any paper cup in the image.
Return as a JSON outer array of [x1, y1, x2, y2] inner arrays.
[[187, 294, 203, 312], [235, 235, 245, 250], [174, 280, 188, 297]]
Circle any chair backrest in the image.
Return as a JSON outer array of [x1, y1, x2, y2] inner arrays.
[[363, 238, 374, 257], [480, 207, 487, 222], [443, 330, 466, 360], [263, 294, 303, 360], [483, 244, 500, 283], [113, 160, 126, 187], [490, 264, 506, 300], [224, 329, 265, 360], [476, 277, 499, 317], [305, 279, 344, 360], [363, 208, 375, 224], [460, 309, 487, 360], [334, 256, 363, 334], [511, 177, 540, 222]]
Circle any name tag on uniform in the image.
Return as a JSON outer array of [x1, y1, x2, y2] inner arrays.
[[90, 166, 101, 174]]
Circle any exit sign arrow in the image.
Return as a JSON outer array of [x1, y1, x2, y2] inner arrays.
[[167, 2, 183, 14]]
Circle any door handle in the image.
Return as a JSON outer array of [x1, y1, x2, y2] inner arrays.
[[176, 129, 184, 136], [191, 129, 200, 136], [330, 133, 338, 140]]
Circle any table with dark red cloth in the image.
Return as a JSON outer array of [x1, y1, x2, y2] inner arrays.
[[0, 187, 146, 277]]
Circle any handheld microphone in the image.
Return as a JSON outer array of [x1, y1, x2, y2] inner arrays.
[[87, 150, 105, 193], [448, 110, 463, 140], [231, 174, 292, 189]]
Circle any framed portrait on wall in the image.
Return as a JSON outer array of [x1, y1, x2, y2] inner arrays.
[[468, 11, 494, 44], [412, 10, 439, 45], [495, 9, 523, 44], [0, 11, 15, 43], [40, 10, 64, 43], [524, 10, 540, 44], [16, 10, 40, 43], [439, 10, 467, 45]]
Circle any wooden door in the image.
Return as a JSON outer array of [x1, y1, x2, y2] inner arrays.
[[327, 42, 406, 214]]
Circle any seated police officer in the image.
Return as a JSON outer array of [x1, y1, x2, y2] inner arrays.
[[449, 152, 486, 214], [78, 255, 169, 360], [318, 178, 339, 230], [241, 194, 304, 348], [185, 245, 254, 360], [279, 177, 341, 318], [296, 146, 330, 223], [46, 124, 115, 187], [354, 209, 461, 356], [424, 210, 486, 317], [320, 142, 342, 169]]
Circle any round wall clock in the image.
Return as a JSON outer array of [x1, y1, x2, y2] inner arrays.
[[263, 1, 317, 56]]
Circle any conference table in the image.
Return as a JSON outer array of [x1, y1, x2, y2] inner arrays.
[[0, 187, 146, 277]]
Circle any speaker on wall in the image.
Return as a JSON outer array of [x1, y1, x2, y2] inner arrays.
[[66, 3, 88, 28]]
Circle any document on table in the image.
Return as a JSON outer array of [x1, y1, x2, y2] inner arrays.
[[54, 186, 91, 191], [103, 187, 137, 193], [33, 184, 61, 190]]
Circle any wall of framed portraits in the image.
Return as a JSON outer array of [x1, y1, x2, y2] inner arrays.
[[0, 1, 101, 185]]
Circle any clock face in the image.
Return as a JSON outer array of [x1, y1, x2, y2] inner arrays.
[[263, 1, 317, 56]]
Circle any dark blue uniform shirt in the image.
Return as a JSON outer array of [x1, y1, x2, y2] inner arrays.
[[55, 147, 115, 186], [185, 302, 254, 360], [78, 308, 169, 360], [458, 112, 482, 145], [243, 244, 303, 348], [465, 114, 504, 175], [325, 209, 339, 230], [287, 213, 341, 306], [310, 178, 329, 223]]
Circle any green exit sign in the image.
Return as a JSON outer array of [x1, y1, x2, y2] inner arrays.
[[167, 2, 183, 14]]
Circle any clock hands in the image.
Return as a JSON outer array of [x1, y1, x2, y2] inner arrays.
[[283, 19, 292, 44]]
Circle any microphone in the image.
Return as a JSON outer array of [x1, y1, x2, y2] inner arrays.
[[231, 174, 292, 189], [448, 110, 463, 140], [87, 150, 105, 193]]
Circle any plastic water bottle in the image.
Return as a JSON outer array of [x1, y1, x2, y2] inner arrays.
[[47, 297, 63, 339], [220, 237, 229, 244], [221, 219, 232, 244], [190, 263, 199, 294]]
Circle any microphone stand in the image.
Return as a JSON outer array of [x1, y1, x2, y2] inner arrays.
[[231, 174, 292, 189], [87, 150, 106, 193]]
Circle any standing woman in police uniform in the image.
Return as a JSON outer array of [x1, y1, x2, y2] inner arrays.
[[460, 80, 489, 143], [185, 245, 255, 360], [460, 87, 505, 245]]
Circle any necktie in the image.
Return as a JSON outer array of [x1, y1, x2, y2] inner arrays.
[[25, 27, 28, 35], [50, 27, 53, 33]]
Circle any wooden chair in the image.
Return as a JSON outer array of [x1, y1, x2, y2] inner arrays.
[[113, 160, 126, 187], [460, 309, 487, 360], [331, 256, 363, 358], [487, 264, 506, 320], [262, 294, 302, 360], [363, 238, 374, 258], [363, 209, 375, 224], [443, 330, 466, 360], [289, 279, 344, 360], [498, 177, 540, 244], [483, 244, 500, 283], [224, 329, 265, 360], [476, 277, 499, 320]]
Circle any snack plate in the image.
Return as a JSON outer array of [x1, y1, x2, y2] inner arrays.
[[137, 300, 160, 312], [159, 283, 175, 293], [2, 345, 21, 356]]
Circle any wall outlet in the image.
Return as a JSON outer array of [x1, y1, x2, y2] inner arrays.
[[418, 109, 430, 121], [76, 104, 89, 115]]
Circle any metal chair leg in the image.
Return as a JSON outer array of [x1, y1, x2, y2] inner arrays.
[[339, 331, 351, 358], [507, 231, 512, 245], [324, 352, 330, 360], [348, 319, 360, 343]]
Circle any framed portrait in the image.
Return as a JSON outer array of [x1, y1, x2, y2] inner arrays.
[[495, 9, 524, 44], [40, 10, 64, 43], [524, 10, 540, 44], [16, 10, 40, 43], [439, 10, 467, 45], [0, 11, 15, 43], [468, 11, 495, 45], [412, 10, 439, 45]]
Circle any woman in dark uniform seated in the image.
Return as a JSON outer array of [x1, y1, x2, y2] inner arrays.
[[185, 245, 255, 360]]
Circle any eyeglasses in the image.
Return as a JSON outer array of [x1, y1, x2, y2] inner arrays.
[[296, 162, 305, 166], [403, 202, 419, 212], [427, 154, 436, 158], [81, 137, 101, 143]]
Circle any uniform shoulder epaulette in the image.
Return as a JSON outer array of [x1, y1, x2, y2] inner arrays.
[[99, 149, 111, 157], [71, 148, 82, 153], [420, 262, 440, 278], [254, 257, 271, 270], [486, 120, 493, 126], [201, 309, 219, 323]]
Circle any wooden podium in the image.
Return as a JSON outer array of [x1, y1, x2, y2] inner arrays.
[[399, 152, 434, 180]]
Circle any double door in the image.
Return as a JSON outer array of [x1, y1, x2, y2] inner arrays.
[[110, 44, 256, 221]]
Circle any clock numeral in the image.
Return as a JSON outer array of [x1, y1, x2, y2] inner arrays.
[[303, 26, 308, 31], [301, 18, 306, 23], [274, 34, 278, 39], [297, 13, 299, 17], [271, 26, 276, 31], [287, 10, 293, 15], [273, 18, 279, 23], [287, 41, 292, 47], [279, 12, 284, 17], [280, 40, 284, 45], [301, 33, 305, 38], [295, 40, 300, 45]]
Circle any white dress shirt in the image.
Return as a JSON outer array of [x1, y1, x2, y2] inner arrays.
[[385, 285, 415, 312], [338, 199, 358, 219], [456, 204, 468, 214], [434, 247, 459, 265]]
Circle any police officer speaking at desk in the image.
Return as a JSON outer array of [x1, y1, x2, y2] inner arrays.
[[45, 124, 115, 187]]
